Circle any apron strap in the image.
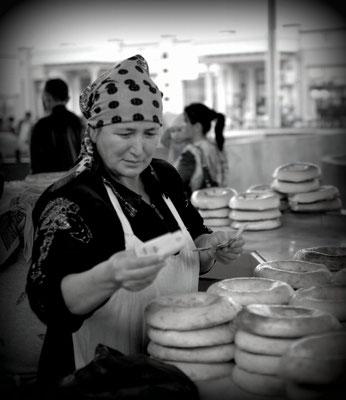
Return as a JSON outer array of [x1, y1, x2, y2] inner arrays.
[[104, 182, 194, 247], [163, 196, 190, 234], [104, 183, 134, 236]]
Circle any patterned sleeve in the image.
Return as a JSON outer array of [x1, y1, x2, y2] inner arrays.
[[26, 196, 93, 331]]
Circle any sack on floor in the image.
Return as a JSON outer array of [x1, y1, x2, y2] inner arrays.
[[57, 344, 199, 400]]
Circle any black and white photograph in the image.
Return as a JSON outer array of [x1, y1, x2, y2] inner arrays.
[[1, 1, 345, 399]]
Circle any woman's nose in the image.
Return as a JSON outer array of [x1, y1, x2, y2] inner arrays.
[[129, 134, 144, 154]]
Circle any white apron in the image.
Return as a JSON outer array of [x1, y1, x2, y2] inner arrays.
[[72, 184, 200, 369]]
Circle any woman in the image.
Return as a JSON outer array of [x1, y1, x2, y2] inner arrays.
[[175, 103, 228, 197], [160, 113, 191, 163], [26, 55, 244, 390]]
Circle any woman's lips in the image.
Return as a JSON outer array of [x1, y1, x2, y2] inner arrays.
[[124, 160, 143, 165]]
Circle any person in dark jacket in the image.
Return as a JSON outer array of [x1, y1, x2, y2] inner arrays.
[[26, 55, 245, 395], [30, 78, 83, 174]]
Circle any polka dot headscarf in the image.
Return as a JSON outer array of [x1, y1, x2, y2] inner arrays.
[[49, 54, 163, 192], [80, 54, 163, 128]]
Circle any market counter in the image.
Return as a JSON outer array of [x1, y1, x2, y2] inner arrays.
[[200, 211, 346, 285], [242, 211, 346, 262]]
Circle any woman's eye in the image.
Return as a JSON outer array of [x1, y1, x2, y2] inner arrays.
[[145, 131, 158, 137]]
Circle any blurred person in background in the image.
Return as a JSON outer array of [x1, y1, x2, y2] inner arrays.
[[17, 110, 33, 155], [0, 115, 17, 134], [175, 103, 228, 197], [30, 78, 83, 174], [160, 112, 191, 163], [26, 55, 244, 395]]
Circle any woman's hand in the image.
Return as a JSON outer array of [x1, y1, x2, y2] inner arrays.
[[62, 250, 167, 315], [195, 231, 245, 273], [205, 231, 245, 264], [107, 249, 167, 291]]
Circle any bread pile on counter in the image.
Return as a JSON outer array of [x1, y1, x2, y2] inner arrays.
[[254, 247, 346, 326], [191, 186, 284, 231], [190, 187, 237, 228], [191, 161, 341, 234], [206, 277, 294, 306], [144, 245, 346, 398], [246, 183, 289, 211], [246, 246, 346, 398], [271, 162, 342, 212], [241, 161, 342, 215], [233, 304, 341, 397], [294, 246, 346, 272], [279, 330, 346, 399], [229, 191, 283, 231], [190, 160, 341, 233], [253, 260, 332, 289], [145, 292, 241, 381]]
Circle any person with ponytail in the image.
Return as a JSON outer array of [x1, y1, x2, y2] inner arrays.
[[175, 103, 229, 197]]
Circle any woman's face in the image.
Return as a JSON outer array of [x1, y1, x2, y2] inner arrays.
[[91, 121, 161, 179], [170, 115, 187, 142]]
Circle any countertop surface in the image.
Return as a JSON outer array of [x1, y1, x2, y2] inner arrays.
[[241, 210, 346, 262]]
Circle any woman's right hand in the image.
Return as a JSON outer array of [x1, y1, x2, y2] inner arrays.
[[62, 249, 167, 315], [107, 249, 167, 292]]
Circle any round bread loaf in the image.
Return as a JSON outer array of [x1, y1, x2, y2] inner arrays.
[[289, 284, 346, 321], [229, 208, 281, 221], [253, 260, 332, 289], [231, 218, 282, 231], [147, 321, 236, 348], [229, 192, 280, 210], [148, 341, 235, 363], [235, 329, 296, 356], [237, 304, 341, 338], [271, 178, 320, 194], [145, 292, 241, 331], [191, 187, 237, 210], [246, 183, 277, 194], [289, 185, 339, 203], [165, 360, 234, 381], [234, 347, 281, 375], [289, 197, 342, 212], [232, 365, 285, 396], [279, 330, 346, 384], [198, 207, 230, 219], [272, 162, 321, 182], [293, 247, 346, 272], [207, 277, 294, 306]]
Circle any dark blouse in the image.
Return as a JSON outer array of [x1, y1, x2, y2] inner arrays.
[[26, 158, 210, 388]]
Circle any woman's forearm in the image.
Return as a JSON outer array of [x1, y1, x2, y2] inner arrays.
[[61, 260, 120, 315]]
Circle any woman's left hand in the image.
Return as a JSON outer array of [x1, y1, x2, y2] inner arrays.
[[204, 231, 245, 264]]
